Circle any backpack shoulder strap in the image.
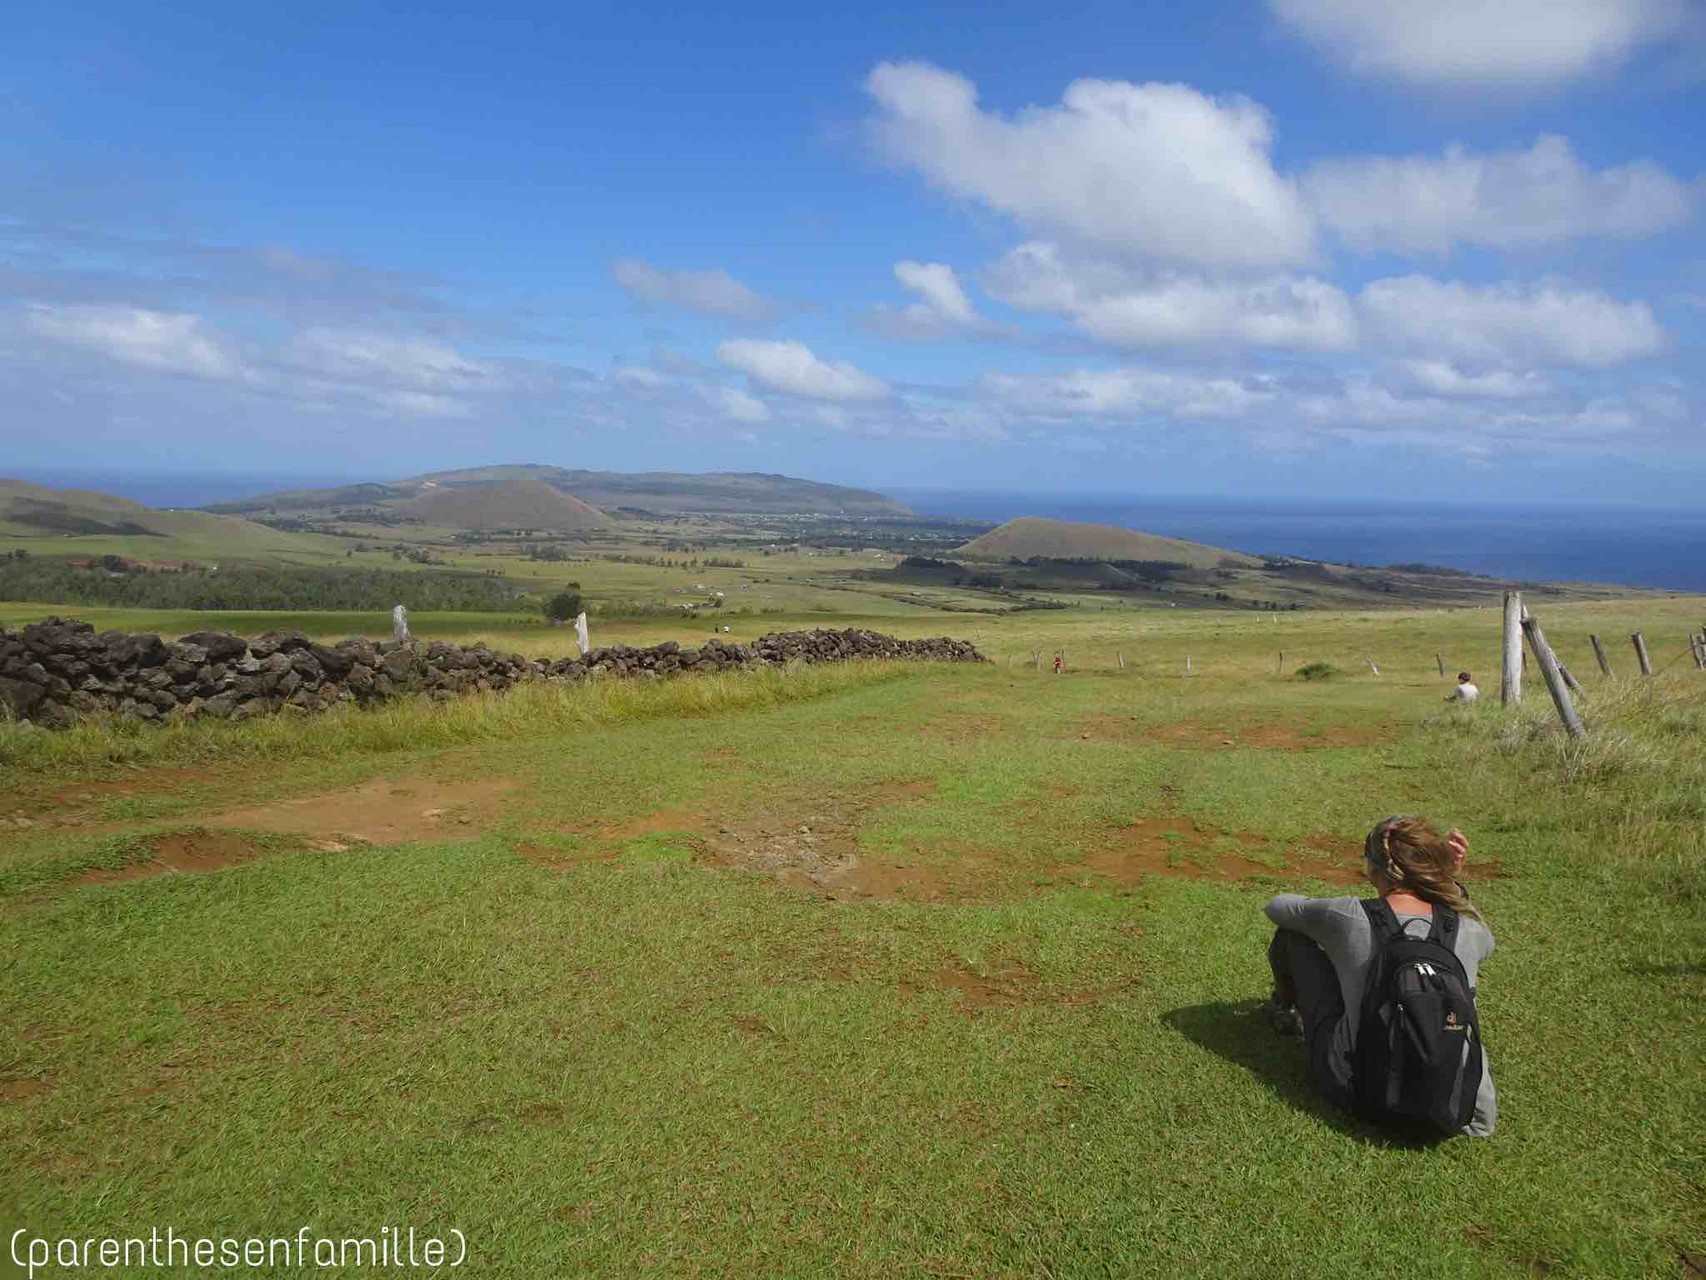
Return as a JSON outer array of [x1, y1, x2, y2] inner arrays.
[[1359, 897, 1402, 948], [1433, 904, 1460, 949]]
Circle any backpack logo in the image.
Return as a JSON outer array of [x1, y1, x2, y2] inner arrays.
[[1445, 1011, 1464, 1032]]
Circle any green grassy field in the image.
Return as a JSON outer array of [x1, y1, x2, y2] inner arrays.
[[2, 600, 1703, 1278]]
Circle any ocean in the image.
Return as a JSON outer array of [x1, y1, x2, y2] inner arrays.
[[891, 491, 1706, 593], [10, 470, 1704, 593]]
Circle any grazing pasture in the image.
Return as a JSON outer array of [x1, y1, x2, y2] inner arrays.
[[2, 600, 1702, 1278]]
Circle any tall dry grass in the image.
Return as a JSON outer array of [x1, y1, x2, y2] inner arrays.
[[0, 660, 915, 779]]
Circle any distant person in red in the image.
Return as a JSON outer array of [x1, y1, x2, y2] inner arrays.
[[1052, 651, 1063, 675]]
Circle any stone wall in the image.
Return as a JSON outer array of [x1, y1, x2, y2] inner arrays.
[[0, 618, 986, 728]]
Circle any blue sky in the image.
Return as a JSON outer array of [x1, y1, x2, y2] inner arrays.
[[2, 0, 1702, 502]]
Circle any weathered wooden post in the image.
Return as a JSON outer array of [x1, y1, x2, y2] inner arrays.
[[1277, 651, 1285, 675], [1632, 633, 1652, 676], [1365, 656, 1380, 676], [1117, 651, 1125, 669], [1559, 662, 1583, 695], [1692, 634, 1706, 670], [1589, 634, 1611, 677], [1523, 617, 1586, 739], [1186, 654, 1192, 676], [1436, 653, 1445, 679], [392, 604, 411, 644], [1500, 591, 1522, 705]]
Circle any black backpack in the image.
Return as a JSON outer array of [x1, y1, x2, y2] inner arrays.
[[1350, 900, 1484, 1136]]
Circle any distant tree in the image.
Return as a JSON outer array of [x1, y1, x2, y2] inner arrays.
[[544, 589, 583, 623]]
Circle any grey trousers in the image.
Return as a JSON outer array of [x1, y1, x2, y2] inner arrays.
[[1268, 928, 1354, 1108]]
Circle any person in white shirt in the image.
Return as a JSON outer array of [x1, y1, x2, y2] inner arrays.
[[1450, 671, 1479, 703]]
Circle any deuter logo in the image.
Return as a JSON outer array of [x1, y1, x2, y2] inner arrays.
[[1445, 1011, 1464, 1031]]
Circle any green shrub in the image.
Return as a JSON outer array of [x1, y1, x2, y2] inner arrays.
[[1295, 661, 1337, 681], [544, 590, 583, 622]]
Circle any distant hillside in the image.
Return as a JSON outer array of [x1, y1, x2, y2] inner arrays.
[[209, 465, 912, 519], [955, 517, 1259, 570], [0, 479, 345, 564], [398, 477, 613, 532]]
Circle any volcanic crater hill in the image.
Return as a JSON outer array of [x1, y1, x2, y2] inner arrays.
[[953, 516, 1259, 570], [397, 477, 614, 532], [207, 465, 913, 519]]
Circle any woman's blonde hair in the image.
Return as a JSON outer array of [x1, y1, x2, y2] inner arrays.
[[1366, 815, 1482, 921]]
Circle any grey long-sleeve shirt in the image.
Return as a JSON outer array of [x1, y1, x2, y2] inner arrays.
[[1264, 893, 1497, 1137]]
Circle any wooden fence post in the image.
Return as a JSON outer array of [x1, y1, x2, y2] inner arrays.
[[1632, 633, 1652, 676], [1560, 662, 1583, 695], [1522, 617, 1586, 740], [1117, 651, 1125, 669], [1500, 591, 1522, 705], [1277, 651, 1285, 675], [1436, 653, 1445, 678], [1186, 654, 1192, 676], [1693, 635, 1706, 670], [1589, 634, 1611, 677], [1365, 657, 1380, 676]]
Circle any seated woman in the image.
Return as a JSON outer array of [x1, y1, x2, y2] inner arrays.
[[1263, 815, 1496, 1136]]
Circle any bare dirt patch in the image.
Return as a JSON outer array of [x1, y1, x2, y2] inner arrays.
[[202, 776, 516, 846], [540, 778, 968, 900], [913, 713, 1010, 743], [1076, 818, 1367, 886], [70, 830, 275, 887], [1, 1077, 49, 1103], [910, 959, 1135, 1016]]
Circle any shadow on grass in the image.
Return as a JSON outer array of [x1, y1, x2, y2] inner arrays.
[[1162, 1000, 1442, 1150]]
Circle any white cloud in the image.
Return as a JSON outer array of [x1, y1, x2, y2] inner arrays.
[[288, 328, 499, 392], [611, 363, 666, 390], [1307, 136, 1695, 253], [702, 384, 772, 422], [866, 260, 994, 340], [1358, 277, 1665, 367], [717, 338, 889, 401], [612, 258, 776, 321], [1401, 360, 1549, 399], [895, 261, 978, 326], [984, 366, 1273, 419], [864, 61, 1314, 270], [985, 241, 1355, 351], [24, 304, 240, 380], [1270, 0, 1690, 86]]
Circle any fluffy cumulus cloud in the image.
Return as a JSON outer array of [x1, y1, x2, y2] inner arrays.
[[1306, 136, 1695, 253], [612, 258, 776, 321], [1270, 0, 1691, 86], [288, 328, 499, 392], [1400, 360, 1550, 400], [864, 61, 1314, 270], [1357, 277, 1665, 368], [24, 304, 242, 380], [717, 338, 890, 401], [983, 366, 1274, 419], [865, 260, 994, 340], [701, 383, 772, 422], [985, 242, 1356, 351]]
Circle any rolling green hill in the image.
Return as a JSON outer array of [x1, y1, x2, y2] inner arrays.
[[954, 516, 1260, 569], [0, 479, 352, 565], [208, 465, 912, 519]]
